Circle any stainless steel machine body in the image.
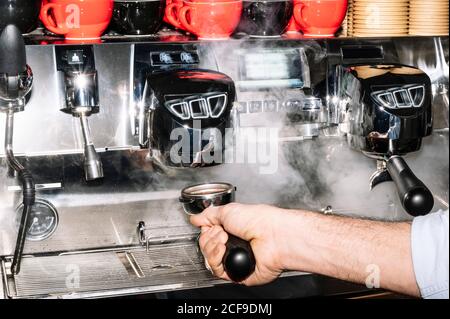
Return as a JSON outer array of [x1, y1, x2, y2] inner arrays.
[[0, 36, 448, 298]]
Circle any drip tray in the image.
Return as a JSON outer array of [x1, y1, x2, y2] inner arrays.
[[3, 243, 226, 299]]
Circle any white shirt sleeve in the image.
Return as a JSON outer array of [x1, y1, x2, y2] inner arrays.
[[411, 209, 449, 299]]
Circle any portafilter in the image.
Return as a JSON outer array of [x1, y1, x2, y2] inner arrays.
[[339, 64, 434, 216], [180, 183, 256, 282]]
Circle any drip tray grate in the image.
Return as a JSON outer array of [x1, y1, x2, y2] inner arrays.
[[5, 242, 224, 299]]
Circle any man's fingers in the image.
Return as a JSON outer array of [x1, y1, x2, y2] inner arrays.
[[190, 203, 253, 241], [203, 241, 228, 279], [199, 226, 228, 255], [198, 226, 230, 280], [190, 206, 223, 228], [199, 225, 223, 248], [241, 267, 273, 286], [201, 226, 210, 234], [210, 245, 228, 280], [241, 272, 262, 286]]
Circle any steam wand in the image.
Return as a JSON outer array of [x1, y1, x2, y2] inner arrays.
[[0, 25, 35, 275], [4, 109, 35, 275]]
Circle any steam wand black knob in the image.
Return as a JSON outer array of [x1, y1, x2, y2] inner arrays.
[[0, 24, 32, 108], [0, 25, 26, 76]]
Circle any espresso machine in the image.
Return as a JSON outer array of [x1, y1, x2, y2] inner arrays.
[[0, 34, 448, 298]]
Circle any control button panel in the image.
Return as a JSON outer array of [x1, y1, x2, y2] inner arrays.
[[150, 51, 200, 66], [237, 98, 322, 114]]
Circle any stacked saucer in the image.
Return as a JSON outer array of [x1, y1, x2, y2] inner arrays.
[[409, 0, 449, 36], [341, 0, 354, 36], [352, 0, 409, 37]]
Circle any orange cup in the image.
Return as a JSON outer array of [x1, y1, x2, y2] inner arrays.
[[178, 0, 243, 40], [294, 0, 347, 37], [40, 0, 113, 39]]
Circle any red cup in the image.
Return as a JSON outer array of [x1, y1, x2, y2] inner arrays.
[[294, 0, 347, 37], [40, 0, 113, 39], [165, 0, 186, 30], [286, 0, 301, 33], [40, 0, 49, 22], [286, 17, 300, 33], [164, 0, 175, 24], [178, 0, 243, 40], [164, 0, 171, 23]]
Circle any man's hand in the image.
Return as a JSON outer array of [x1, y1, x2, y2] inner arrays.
[[190, 203, 295, 286], [190, 203, 421, 297]]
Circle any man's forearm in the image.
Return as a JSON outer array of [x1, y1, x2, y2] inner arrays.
[[281, 211, 420, 297]]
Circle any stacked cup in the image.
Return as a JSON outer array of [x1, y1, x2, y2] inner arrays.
[[409, 0, 449, 36], [165, 0, 184, 29], [237, 0, 294, 38], [111, 0, 166, 35], [293, 0, 348, 37], [286, 0, 302, 34], [165, 0, 243, 39], [1, 0, 42, 34], [352, 0, 409, 37], [40, 0, 113, 40]]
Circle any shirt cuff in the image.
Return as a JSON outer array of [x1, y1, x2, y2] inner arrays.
[[411, 210, 449, 299]]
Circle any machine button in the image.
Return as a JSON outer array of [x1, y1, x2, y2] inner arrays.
[[159, 52, 173, 64], [284, 99, 302, 112], [67, 50, 84, 65], [236, 102, 248, 114], [303, 97, 322, 111], [263, 100, 278, 112], [180, 52, 197, 64], [248, 101, 262, 113]]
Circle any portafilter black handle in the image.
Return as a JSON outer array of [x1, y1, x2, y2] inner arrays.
[[0, 25, 26, 75], [223, 234, 256, 283], [387, 156, 434, 217]]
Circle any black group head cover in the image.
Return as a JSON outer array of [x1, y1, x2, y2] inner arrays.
[[0, 25, 27, 76]]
